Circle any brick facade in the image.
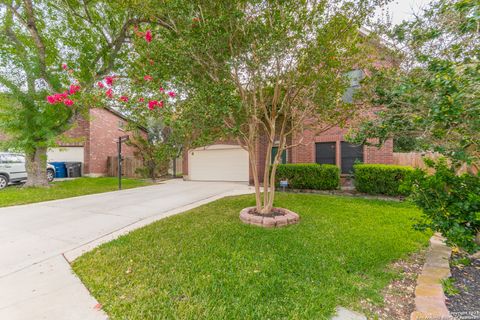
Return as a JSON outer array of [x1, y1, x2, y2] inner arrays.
[[59, 116, 89, 147], [289, 127, 393, 169], [59, 108, 143, 176], [251, 125, 393, 183], [183, 124, 393, 184]]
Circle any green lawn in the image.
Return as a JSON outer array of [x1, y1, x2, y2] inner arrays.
[[73, 193, 430, 320], [0, 177, 150, 207]]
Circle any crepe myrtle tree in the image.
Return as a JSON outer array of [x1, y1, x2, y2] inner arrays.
[[84, 38, 181, 182], [0, 0, 171, 186], [128, 0, 388, 214]]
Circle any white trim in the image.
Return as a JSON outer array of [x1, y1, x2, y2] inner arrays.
[[191, 144, 242, 151]]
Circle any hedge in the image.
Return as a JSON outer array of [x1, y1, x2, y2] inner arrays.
[[274, 163, 339, 190], [354, 164, 414, 196]]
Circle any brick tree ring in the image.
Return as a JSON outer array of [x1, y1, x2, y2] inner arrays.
[[239, 207, 300, 228]]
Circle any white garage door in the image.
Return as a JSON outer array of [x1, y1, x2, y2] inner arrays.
[[189, 145, 249, 182], [47, 147, 84, 163]]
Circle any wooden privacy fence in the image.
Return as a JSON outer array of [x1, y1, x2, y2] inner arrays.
[[393, 152, 439, 170], [107, 156, 143, 178], [393, 152, 478, 174]]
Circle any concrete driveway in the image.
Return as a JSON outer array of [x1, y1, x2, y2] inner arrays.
[[0, 180, 253, 320]]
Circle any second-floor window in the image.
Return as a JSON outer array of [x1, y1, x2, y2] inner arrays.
[[343, 69, 364, 103]]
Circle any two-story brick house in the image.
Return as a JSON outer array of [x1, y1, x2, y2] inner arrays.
[[182, 129, 393, 184], [47, 108, 145, 176], [182, 33, 395, 184], [0, 107, 146, 177], [182, 74, 394, 184]]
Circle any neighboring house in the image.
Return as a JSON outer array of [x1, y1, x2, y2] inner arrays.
[[48, 108, 145, 177]]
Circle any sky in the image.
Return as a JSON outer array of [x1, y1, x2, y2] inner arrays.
[[377, 0, 433, 25]]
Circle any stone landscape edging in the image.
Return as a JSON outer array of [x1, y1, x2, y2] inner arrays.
[[239, 206, 300, 228], [411, 233, 452, 320]]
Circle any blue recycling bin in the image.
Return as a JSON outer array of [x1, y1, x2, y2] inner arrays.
[[49, 162, 67, 178]]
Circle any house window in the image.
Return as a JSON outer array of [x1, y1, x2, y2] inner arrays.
[[271, 147, 287, 164], [341, 142, 363, 174], [343, 69, 364, 103], [315, 142, 336, 165]]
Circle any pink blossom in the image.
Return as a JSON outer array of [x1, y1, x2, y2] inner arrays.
[[159, 100, 164, 108], [120, 96, 129, 102], [138, 97, 145, 102], [62, 63, 68, 70], [148, 100, 158, 110], [106, 88, 113, 98], [145, 30, 152, 43], [168, 91, 176, 98], [47, 91, 72, 104], [52, 92, 67, 102], [50, 94, 60, 103], [97, 82, 105, 88], [46, 96, 56, 104], [63, 99, 74, 106], [105, 76, 115, 86], [69, 84, 81, 95], [144, 75, 153, 81], [159, 87, 164, 92]]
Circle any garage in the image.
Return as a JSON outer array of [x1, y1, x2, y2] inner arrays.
[[47, 147, 84, 163], [188, 144, 249, 182]]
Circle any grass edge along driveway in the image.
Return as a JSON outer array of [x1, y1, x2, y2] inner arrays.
[[73, 193, 430, 320], [0, 177, 151, 208]]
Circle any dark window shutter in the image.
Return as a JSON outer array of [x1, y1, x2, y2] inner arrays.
[[315, 142, 336, 165], [341, 142, 363, 174]]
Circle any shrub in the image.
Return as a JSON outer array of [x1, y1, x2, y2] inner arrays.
[[274, 163, 339, 190], [406, 159, 480, 253], [354, 164, 413, 196]]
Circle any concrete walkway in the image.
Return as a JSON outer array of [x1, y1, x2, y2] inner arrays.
[[0, 180, 253, 320]]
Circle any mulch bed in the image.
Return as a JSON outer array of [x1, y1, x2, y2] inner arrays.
[[445, 252, 480, 319], [361, 250, 426, 319]]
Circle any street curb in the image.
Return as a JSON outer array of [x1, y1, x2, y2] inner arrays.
[[411, 234, 452, 320]]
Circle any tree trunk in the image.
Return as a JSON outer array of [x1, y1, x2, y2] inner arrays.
[[249, 149, 262, 212], [148, 160, 157, 182], [24, 147, 49, 187]]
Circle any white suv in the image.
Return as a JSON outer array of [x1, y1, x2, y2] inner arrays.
[[0, 153, 55, 189]]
